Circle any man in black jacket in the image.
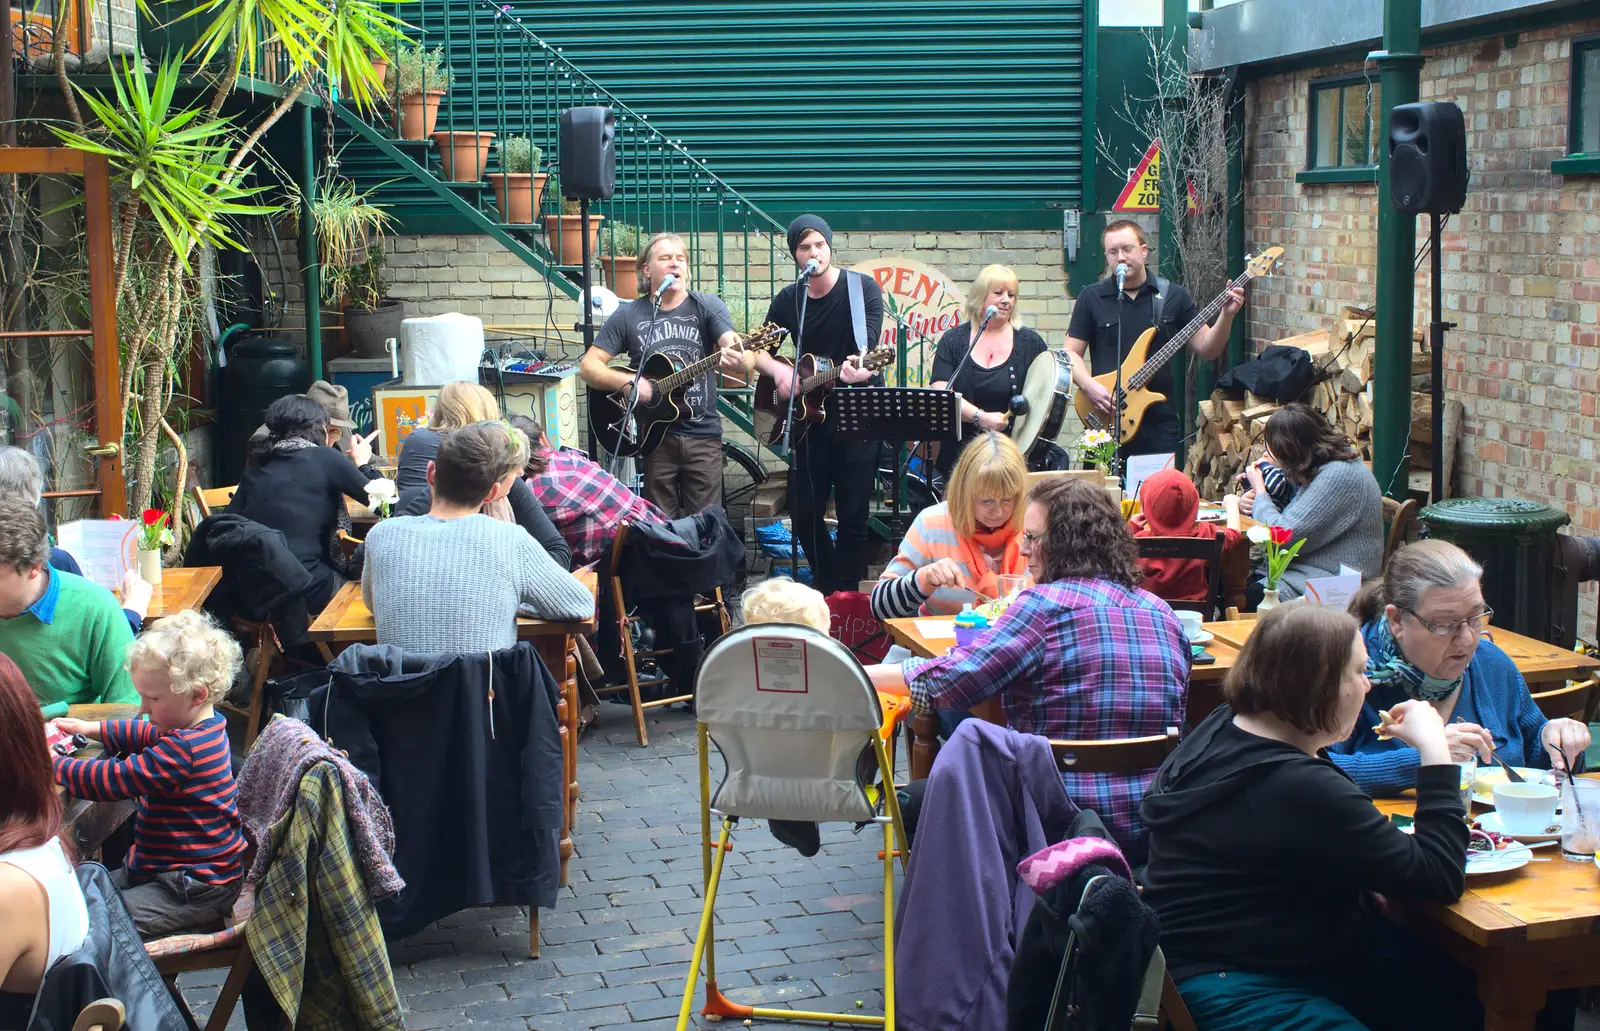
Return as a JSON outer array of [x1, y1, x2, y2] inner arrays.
[[751, 215, 885, 594]]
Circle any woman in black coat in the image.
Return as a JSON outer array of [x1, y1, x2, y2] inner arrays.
[[229, 394, 375, 613]]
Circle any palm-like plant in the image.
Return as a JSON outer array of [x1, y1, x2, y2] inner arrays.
[[47, 0, 405, 519]]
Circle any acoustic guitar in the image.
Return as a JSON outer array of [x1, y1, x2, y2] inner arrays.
[[1074, 247, 1283, 443], [588, 322, 787, 457], [752, 345, 897, 446]]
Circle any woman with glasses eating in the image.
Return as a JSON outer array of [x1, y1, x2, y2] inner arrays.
[[1332, 539, 1591, 795]]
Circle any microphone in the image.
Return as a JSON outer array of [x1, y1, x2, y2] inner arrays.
[[797, 258, 820, 279], [1115, 262, 1129, 290], [980, 304, 999, 330], [652, 272, 677, 301]]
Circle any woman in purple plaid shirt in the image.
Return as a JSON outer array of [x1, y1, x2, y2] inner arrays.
[[870, 476, 1189, 860]]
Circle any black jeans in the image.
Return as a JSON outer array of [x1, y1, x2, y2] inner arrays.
[[789, 427, 878, 595]]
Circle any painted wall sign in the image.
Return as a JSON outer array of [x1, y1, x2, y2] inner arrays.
[[851, 257, 968, 385]]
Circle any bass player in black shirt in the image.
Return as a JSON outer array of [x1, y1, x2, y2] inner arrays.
[[1065, 219, 1243, 457], [752, 215, 885, 594]]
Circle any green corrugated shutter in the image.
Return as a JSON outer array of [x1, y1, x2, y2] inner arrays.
[[499, 0, 1083, 228]]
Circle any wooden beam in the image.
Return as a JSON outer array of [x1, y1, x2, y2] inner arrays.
[[0, 147, 88, 175], [82, 153, 125, 516]]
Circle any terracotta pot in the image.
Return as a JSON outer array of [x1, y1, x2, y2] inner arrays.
[[342, 56, 390, 102], [395, 89, 446, 140], [599, 254, 639, 299], [433, 130, 495, 182], [543, 212, 603, 265], [488, 172, 547, 224]]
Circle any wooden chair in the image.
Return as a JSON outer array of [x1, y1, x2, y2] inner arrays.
[[1531, 676, 1600, 723], [150, 839, 259, 1031], [1183, 679, 1226, 733], [188, 483, 281, 751], [1136, 536, 1226, 621], [1381, 496, 1419, 570], [1160, 972, 1200, 1031], [71, 1000, 125, 1031], [1050, 729, 1181, 775], [598, 521, 730, 747]]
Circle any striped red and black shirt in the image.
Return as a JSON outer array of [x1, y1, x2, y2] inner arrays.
[[53, 715, 245, 885]]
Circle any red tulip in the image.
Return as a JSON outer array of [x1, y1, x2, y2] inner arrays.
[[1270, 525, 1292, 547], [142, 508, 164, 526]]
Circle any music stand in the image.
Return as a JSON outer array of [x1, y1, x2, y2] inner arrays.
[[825, 388, 962, 535]]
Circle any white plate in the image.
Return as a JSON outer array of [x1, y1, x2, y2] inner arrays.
[[1466, 841, 1533, 876], [1187, 630, 1215, 645], [1475, 810, 1562, 844]]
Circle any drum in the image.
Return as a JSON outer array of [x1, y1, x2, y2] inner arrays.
[[1011, 349, 1074, 460]]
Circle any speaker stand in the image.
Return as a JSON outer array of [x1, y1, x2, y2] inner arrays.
[[1428, 212, 1452, 504], [579, 198, 596, 353]]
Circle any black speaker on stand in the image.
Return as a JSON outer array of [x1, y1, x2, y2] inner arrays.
[[558, 105, 616, 366], [1389, 101, 1468, 504]]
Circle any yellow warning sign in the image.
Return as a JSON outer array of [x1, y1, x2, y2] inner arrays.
[[1114, 138, 1203, 215], [1114, 138, 1162, 212]]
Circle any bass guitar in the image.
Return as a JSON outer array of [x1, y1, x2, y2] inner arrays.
[[752, 345, 897, 446], [588, 322, 787, 457], [1074, 247, 1283, 443]]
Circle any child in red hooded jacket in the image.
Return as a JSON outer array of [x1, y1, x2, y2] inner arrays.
[[1128, 469, 1241, 602]]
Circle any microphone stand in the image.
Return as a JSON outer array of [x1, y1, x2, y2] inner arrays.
[[1112, 269, 1128, 483], [783, 265, 814, 581], [607, 278, 671, 481], [943, 309, 994, 438]]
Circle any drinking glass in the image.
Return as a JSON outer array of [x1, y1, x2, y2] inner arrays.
[[1455, 757, 1477, 813], [1560, 777, 1600, 862], [997, 574, 1030, 599]]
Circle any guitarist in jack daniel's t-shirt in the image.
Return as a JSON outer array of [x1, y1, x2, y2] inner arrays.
[[581, 232, 748, 517], [1064, 219, 1244, 458], [751, 215, 885, 595]]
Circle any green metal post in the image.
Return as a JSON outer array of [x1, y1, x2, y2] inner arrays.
[[1225, 76, 1247, 370], [1080, 0, 1098, 215], [301, 103, 322, 379], [1160, 0, 1188, 460], [1373, 0, 1424, 499]]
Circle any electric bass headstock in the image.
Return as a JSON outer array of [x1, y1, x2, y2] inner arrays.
[[1245, 246, 1285, 279]]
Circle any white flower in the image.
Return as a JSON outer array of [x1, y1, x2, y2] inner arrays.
[[1246, 524, 1272, 545], [365, 478, 399, 505]]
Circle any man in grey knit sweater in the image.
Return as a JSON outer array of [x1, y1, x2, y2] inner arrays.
[[362, 421, 593, 655]]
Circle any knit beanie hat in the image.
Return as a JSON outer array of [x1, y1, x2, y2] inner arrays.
[[787, 214, 832, 257], [1139, 469, 1202, 536]]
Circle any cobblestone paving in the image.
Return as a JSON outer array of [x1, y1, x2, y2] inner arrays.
[[179, 703, 902, 1030]]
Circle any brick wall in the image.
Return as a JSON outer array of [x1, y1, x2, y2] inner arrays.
[[1242, 16, 1600, 628], [1243, 23, 1600, 503]]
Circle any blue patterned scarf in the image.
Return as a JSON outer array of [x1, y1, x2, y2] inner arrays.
[[1361, 618, 1464, 702]]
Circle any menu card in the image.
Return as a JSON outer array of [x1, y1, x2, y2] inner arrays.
[[55, 519, 138, 591]]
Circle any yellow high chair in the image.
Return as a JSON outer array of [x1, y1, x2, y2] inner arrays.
[[677, 622, 910, 1030]]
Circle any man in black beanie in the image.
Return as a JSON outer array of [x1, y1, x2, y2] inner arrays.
[[751, 215, 885, 594]]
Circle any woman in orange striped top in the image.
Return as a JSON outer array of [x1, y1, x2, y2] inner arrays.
[[871, 432, 1030, 621]]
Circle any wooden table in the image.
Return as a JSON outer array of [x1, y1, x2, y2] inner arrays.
[[307, 571, 598, 887], [1377, 785, 1600, 1030], [138, 566, 223, 620], [56, 703, 140, 861], [886, 615, 1600, 780]]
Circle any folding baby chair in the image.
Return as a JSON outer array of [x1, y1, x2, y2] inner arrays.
[[677, 623, 911, 1030]]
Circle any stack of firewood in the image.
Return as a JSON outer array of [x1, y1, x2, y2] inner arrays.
[[1184, 307, 1453, 498]]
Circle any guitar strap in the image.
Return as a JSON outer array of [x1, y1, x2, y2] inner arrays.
[[1150, 276, 1170, 333], [846, 270, 868, 354]]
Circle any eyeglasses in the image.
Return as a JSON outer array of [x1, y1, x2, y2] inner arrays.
[[1404, 607, 1494, 637], [1020, 530, 1044, 546]]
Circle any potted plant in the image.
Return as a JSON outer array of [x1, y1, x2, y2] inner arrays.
[[137, 508, 174, 584], [340, 247, 405, 358], [388, 43, 453, 140], [1246, 523, 1305, 612], [433, 127, 495, 182], [486, 137, 545, 223], [599, 221, 640, 298], [543, 187, 603, 265]]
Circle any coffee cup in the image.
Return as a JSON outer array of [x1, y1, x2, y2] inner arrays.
[[1492, 781, 1560, 836], [1177, 610, 1204, 641]]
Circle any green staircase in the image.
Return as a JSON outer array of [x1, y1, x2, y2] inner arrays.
[[318, 0, 799, 440]]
